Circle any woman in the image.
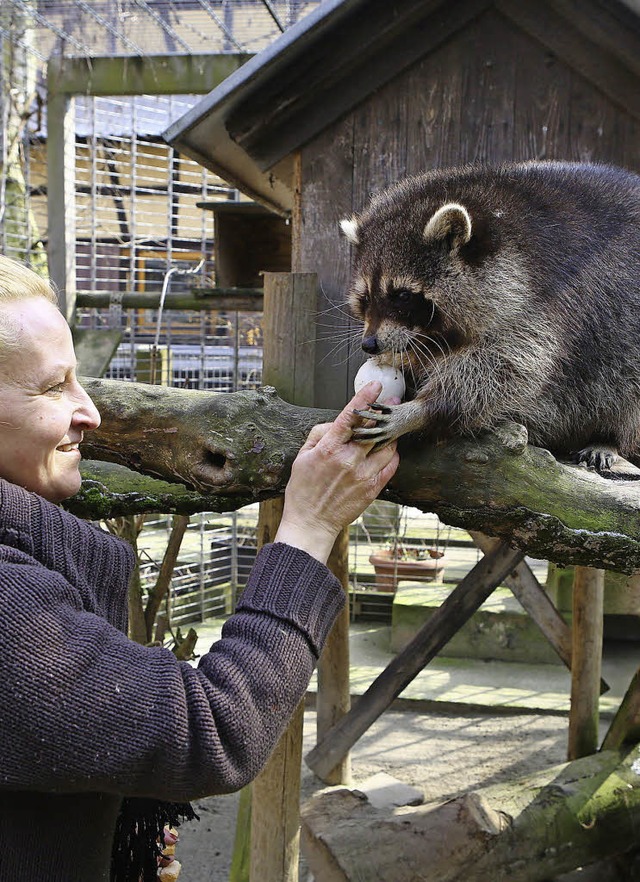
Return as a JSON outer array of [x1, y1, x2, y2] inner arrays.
[[0, 255, 398, 881]]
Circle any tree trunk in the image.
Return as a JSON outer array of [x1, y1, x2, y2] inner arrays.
[[301, 744, 640, 882], [0, 0, 47, 271], [143, 513, 189, 642], [74, 379, 640, 574]]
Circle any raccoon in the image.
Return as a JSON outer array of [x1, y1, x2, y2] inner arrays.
[[342, 160, 640, 471]]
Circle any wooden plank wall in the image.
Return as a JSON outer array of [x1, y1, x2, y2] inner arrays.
[[296, 5, 640, 410]]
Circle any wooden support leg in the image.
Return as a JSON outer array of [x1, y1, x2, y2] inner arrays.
[[306, 543, 525, 781], [238, 271, 319, 882], [568, 566, 604, 760], [316, 528, 352, 785], [248, 497, 306, 882], [470, 532, 609, 694], [251, 700, 305, 882]]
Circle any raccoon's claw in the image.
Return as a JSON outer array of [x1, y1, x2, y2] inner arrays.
[[353, 404, 393, 420], [575, 444, 640, 478], [352, 403, 400, 444]]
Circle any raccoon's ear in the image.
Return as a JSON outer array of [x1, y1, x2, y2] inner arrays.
[[423, 203, 472, 251], [340, 216, 360, 246]]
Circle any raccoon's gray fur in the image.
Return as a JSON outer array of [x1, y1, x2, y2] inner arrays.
[[342, 160, 640, 469]]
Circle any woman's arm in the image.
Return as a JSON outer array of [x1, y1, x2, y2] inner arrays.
[[0, 382, 398, 801]]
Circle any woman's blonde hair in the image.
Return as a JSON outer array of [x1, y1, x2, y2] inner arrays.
[[0, 256, 59, 353], [0, 255, 57, 305]]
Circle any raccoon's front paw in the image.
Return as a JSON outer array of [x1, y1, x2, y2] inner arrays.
[[352, 401, 423, 444]]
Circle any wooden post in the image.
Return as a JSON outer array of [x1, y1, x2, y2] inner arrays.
[[316, 528, 352, 785], [306, 543, 525, 781], [247, 273, 318, 882], [568, 566, 604, 760]]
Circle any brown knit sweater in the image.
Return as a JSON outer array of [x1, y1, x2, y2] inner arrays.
[[0, 479, 344, 881]]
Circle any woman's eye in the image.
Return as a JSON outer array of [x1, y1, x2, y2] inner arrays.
[[46, 383, 65, 395]]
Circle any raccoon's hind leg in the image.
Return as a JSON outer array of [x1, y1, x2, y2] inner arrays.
[[352, 400, 426, 444], [575, 442, 619, 471], [575, 443, 640, 477]]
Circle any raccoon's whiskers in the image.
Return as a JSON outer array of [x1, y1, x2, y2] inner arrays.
[[414, 330, 451, 359], [316, 327, 361, 366], [406, 336, 444, 387], [398, 340, 420, 390], [409, 334, 446, 372], [314, 301, 355, 321], [320, 341, 359, 367]]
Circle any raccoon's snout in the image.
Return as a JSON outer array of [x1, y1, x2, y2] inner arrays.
[[362, 334, 380, 355]]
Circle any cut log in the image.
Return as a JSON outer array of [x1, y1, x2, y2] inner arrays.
[[301, 744, 640, 882], [75, 378, 640, 573]]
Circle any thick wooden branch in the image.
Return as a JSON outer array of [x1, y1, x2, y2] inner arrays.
[[301, 745, 640, 882], [73, 378, 640, 573]]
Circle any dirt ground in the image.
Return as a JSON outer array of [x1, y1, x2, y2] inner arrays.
[[173, 705, 609, 882]]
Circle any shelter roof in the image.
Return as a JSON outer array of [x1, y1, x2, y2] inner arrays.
[[164, 0, 640, 215]]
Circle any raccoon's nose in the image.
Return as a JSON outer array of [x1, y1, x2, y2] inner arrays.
[[362, 335, 380, 354]]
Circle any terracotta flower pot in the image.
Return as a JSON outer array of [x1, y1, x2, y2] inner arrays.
[[369, 549, 445, 593]]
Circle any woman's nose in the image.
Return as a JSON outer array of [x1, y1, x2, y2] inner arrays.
[[73, 383, 102, 430]]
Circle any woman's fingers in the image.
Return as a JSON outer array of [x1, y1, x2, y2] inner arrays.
[[329, 381, 383, 444], [299, 422, 332, 451]]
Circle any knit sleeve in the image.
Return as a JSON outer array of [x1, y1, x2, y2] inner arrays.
[[0, 541, 345, 802]]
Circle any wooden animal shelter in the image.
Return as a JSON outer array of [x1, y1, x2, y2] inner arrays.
[[166, 0, 640, 411], [164, 1, 640, 878]]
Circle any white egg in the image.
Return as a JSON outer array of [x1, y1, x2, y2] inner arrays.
[[353, 359, 406, 402]]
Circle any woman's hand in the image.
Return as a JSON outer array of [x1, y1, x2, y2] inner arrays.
[[274, 381, 400, 563]]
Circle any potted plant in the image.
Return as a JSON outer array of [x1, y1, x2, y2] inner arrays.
[[369, 540, 445, 593]]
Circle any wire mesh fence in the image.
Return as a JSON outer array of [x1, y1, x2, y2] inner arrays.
[[0, 0, 481, 636]]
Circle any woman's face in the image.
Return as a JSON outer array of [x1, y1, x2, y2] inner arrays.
[[0, 298, 101, 502]]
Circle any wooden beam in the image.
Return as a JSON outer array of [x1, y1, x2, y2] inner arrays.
[[45, 87, 76, 322], [305, 543, 525, 781], [470, 532, 609, 694], [602, 665, 640, 750], [45, 51, 250, 321], [46, 53, 250, 97], [567, 566, 604, 760], [75, 289, 264, 312]]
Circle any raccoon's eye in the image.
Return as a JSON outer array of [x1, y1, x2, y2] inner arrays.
[[357, 292, 370, 308], [389, 288, 413, 303]]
